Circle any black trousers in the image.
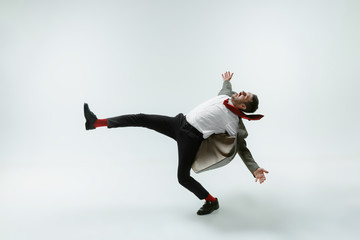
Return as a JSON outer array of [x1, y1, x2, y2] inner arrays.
[[107, 113, 210, 199]]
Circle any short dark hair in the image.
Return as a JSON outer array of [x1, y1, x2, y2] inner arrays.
[[244, 94, 259, 113]]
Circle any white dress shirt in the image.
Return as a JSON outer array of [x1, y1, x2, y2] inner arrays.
[[186, 95, 239, 139]]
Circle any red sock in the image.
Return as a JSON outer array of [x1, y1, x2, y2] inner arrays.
[[94, 119, 108, 128], [205, 194, 217, 202]]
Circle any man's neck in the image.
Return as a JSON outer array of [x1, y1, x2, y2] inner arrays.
[[229, 98, 236, 106]]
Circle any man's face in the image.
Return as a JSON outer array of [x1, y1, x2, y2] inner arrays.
[[231, 91, 253, 110]]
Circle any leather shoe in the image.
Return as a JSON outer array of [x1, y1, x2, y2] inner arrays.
[[197, 199, 219, 215], [84, 103, 98, 130]]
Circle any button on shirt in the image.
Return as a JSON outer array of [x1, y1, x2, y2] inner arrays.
[[186, 95, 239, 139]]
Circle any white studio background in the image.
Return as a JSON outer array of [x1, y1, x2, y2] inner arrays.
[[0, 0, 359, 239]]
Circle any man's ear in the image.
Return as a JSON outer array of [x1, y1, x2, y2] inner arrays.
[[238, 103, 246, 110]]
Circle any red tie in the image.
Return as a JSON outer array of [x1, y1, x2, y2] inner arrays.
[[223, 99, 264, 121]]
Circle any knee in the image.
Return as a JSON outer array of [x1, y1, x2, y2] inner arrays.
[[177, 173, 191, 186]]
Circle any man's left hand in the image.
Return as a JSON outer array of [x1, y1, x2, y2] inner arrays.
[[254, 168, 269, 184]]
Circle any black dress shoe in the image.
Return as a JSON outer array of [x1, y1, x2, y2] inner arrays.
[[197, 199, 219, 215], [84, 103, 98, 130]]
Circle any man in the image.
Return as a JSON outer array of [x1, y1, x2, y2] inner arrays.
[[84, 71, 269, 215]]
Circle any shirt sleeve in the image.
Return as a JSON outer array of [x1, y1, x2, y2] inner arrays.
[[218, 80, 233, 96]]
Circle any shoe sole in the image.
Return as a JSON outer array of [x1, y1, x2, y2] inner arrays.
[[84, 103, 96, 130]]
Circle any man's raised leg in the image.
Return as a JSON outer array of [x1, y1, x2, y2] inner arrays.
[[84, 103, 181, 140]]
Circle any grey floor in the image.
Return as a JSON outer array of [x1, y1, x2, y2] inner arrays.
[[1, 155, 359, 240]]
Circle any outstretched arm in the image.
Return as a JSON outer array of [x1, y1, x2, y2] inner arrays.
[[218, 71, 236, 96], [238, 139, 269, 184], [237, 121, 268, 183]]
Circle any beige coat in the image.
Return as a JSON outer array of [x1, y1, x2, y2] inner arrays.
[[192, 81, 259, 175]]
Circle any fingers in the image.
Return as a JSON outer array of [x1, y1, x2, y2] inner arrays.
[[255, 174, 267, 184], [260, 176, 266, 184], [258, 168, 269, 174], [222, 71, 233, 80]]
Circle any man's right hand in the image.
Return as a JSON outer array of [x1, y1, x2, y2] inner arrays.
[[222, 71, 234, 81], [254, 168, 269, 184]]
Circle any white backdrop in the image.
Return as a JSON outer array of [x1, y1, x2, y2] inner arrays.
[[1, 0, 359, 239]]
